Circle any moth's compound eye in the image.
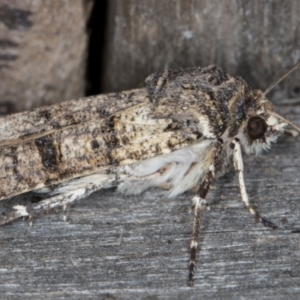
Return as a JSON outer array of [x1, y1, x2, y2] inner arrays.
[[247, 116, 267, 140]]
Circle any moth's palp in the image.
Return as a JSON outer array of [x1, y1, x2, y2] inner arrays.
[[269, 111, 300, 133]]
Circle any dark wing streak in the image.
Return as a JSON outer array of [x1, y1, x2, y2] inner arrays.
[[0, 89, 148, 146]]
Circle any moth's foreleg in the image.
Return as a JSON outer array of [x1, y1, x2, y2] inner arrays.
[[0, 173, 116, 226], [231, 138, 277, 229]]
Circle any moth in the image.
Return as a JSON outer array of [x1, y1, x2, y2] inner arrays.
[[1, 63, 300, 284]]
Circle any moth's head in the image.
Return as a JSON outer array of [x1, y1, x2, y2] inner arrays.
[[235, 91, 291, 154], [234, 62, 300, 154]]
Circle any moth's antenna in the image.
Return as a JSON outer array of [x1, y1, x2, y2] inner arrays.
[[263, 61, 300, 96], [269, 111, 300, 133]]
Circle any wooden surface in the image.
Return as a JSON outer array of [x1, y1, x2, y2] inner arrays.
[[0, 102, 299, 299], [102, 0, 300, 104], [0, 0, 93, 111]]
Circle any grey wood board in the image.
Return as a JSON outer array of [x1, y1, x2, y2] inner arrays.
[[0, 104, 300, 299], [102, 0, 300, 104]]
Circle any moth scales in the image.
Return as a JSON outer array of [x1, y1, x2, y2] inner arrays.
[[1, 63, 300, 284]]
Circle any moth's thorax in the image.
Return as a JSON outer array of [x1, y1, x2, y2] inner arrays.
[[145, 65, 288, 156], [146, 65, 250, 139]]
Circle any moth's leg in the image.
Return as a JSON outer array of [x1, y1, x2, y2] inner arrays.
[[188, 170, 213, 284], [0, 173, 116, 226], [231, 138, 277, 229], [188, 138, 225, 284]]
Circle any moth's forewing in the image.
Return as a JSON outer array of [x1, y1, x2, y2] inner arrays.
[[0, 90, 199, 200], [0, 90, 147, 145]]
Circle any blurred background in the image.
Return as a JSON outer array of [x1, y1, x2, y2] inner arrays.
[[1, 0, 300, 113]]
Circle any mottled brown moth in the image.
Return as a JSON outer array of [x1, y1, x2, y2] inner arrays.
[[1, 63, 300, 284]]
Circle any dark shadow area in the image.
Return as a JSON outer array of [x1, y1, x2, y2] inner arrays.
[[86, 0, 108, 96]]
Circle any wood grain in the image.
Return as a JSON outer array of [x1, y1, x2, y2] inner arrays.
[[0, 0, 93, 111], [102, 0, 300, 104], [0, 104, 299, 299]]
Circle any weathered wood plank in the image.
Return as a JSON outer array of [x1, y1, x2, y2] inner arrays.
[[0, 105, 299, 299], [0, 0, 93, 111], [102, 0, 300, 105]]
